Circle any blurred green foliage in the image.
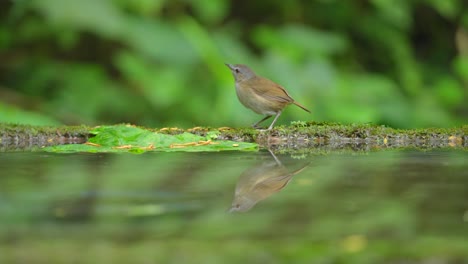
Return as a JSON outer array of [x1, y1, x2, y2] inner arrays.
[[0, 0, 467, 128]]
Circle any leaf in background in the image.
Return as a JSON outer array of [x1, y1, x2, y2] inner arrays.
[[453, 55, 468, 82], [44, 64, 128, 124], [190, 0, 229, 25], [370, 0, 411, 29], [31, 0, 126, 38], [252, 24, 348, 60], [115, 0, 166, 16], [0, 103, 60, 126], [123, 18, 197, 65], [434, 76, 465, 108], [114, 52, 185, 107], [427, 0, 461, 19]]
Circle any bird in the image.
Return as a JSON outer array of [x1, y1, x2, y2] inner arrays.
[[225, 63, 310, 130], [229, 149, 309, 213]]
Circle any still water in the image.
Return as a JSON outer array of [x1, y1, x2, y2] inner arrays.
[[0, 150, 467, 263]]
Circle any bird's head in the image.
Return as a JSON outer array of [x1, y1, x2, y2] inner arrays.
[[225, 63, 256, 82]]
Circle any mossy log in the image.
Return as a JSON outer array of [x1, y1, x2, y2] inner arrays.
[[0, 122, 467, 152]]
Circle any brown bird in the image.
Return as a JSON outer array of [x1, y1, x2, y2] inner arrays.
[[226, 63, 310, 130], [229, 150, 309, 213]]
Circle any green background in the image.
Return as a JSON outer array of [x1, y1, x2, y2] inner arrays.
[[1, 0, 467, 128]]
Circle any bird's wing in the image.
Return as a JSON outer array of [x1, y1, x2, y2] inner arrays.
[[254, 174, 293, 193], [248, 77, 294, 103]]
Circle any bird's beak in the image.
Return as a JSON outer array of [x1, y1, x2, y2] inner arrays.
[[225, 63, 234, 70]]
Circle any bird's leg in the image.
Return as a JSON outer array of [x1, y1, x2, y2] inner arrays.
[[267, 111, 282, 130], [252, 115, 272, 129], [267, 149, 283, 166]]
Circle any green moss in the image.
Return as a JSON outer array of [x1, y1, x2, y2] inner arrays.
[[1, 122, 467, 152], [0, 123, 92, 138]]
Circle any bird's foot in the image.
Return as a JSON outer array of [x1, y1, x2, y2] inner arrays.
[[252, 125, 271, 131], [252, 126, 272, 132]]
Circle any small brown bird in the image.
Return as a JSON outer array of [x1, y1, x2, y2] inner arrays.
[[226, 63, 310, 130], [229, 150, 309, 213]]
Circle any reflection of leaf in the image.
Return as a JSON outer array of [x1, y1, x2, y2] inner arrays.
[[44, 125, 258, 153]]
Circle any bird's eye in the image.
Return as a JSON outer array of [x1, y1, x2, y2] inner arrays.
[[235, 68, 240, 73]]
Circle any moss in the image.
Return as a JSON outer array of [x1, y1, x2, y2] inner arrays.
[[0, 123, 91, 137], [0, 123, 91, 151], [0, 122, 467, 152]]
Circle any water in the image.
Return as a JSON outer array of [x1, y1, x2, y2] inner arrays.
[[0, 150, 467, 263]]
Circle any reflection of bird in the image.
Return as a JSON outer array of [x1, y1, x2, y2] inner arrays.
[[229, 150, 309, 213]]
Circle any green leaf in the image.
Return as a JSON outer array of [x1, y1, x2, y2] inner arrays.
[[44, 125, 258, 153]]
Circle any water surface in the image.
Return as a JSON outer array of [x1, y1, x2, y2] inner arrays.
[[0, 150, 467, 263]]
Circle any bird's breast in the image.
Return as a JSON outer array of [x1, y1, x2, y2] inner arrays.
[[235, 82, 283, 115]]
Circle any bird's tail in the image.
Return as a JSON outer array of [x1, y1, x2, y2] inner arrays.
[[293, 101, 311, 113], [291, 162, 311, 176]]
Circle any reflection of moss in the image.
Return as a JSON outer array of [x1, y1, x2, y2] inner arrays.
[[0, 122, 467, 151]]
